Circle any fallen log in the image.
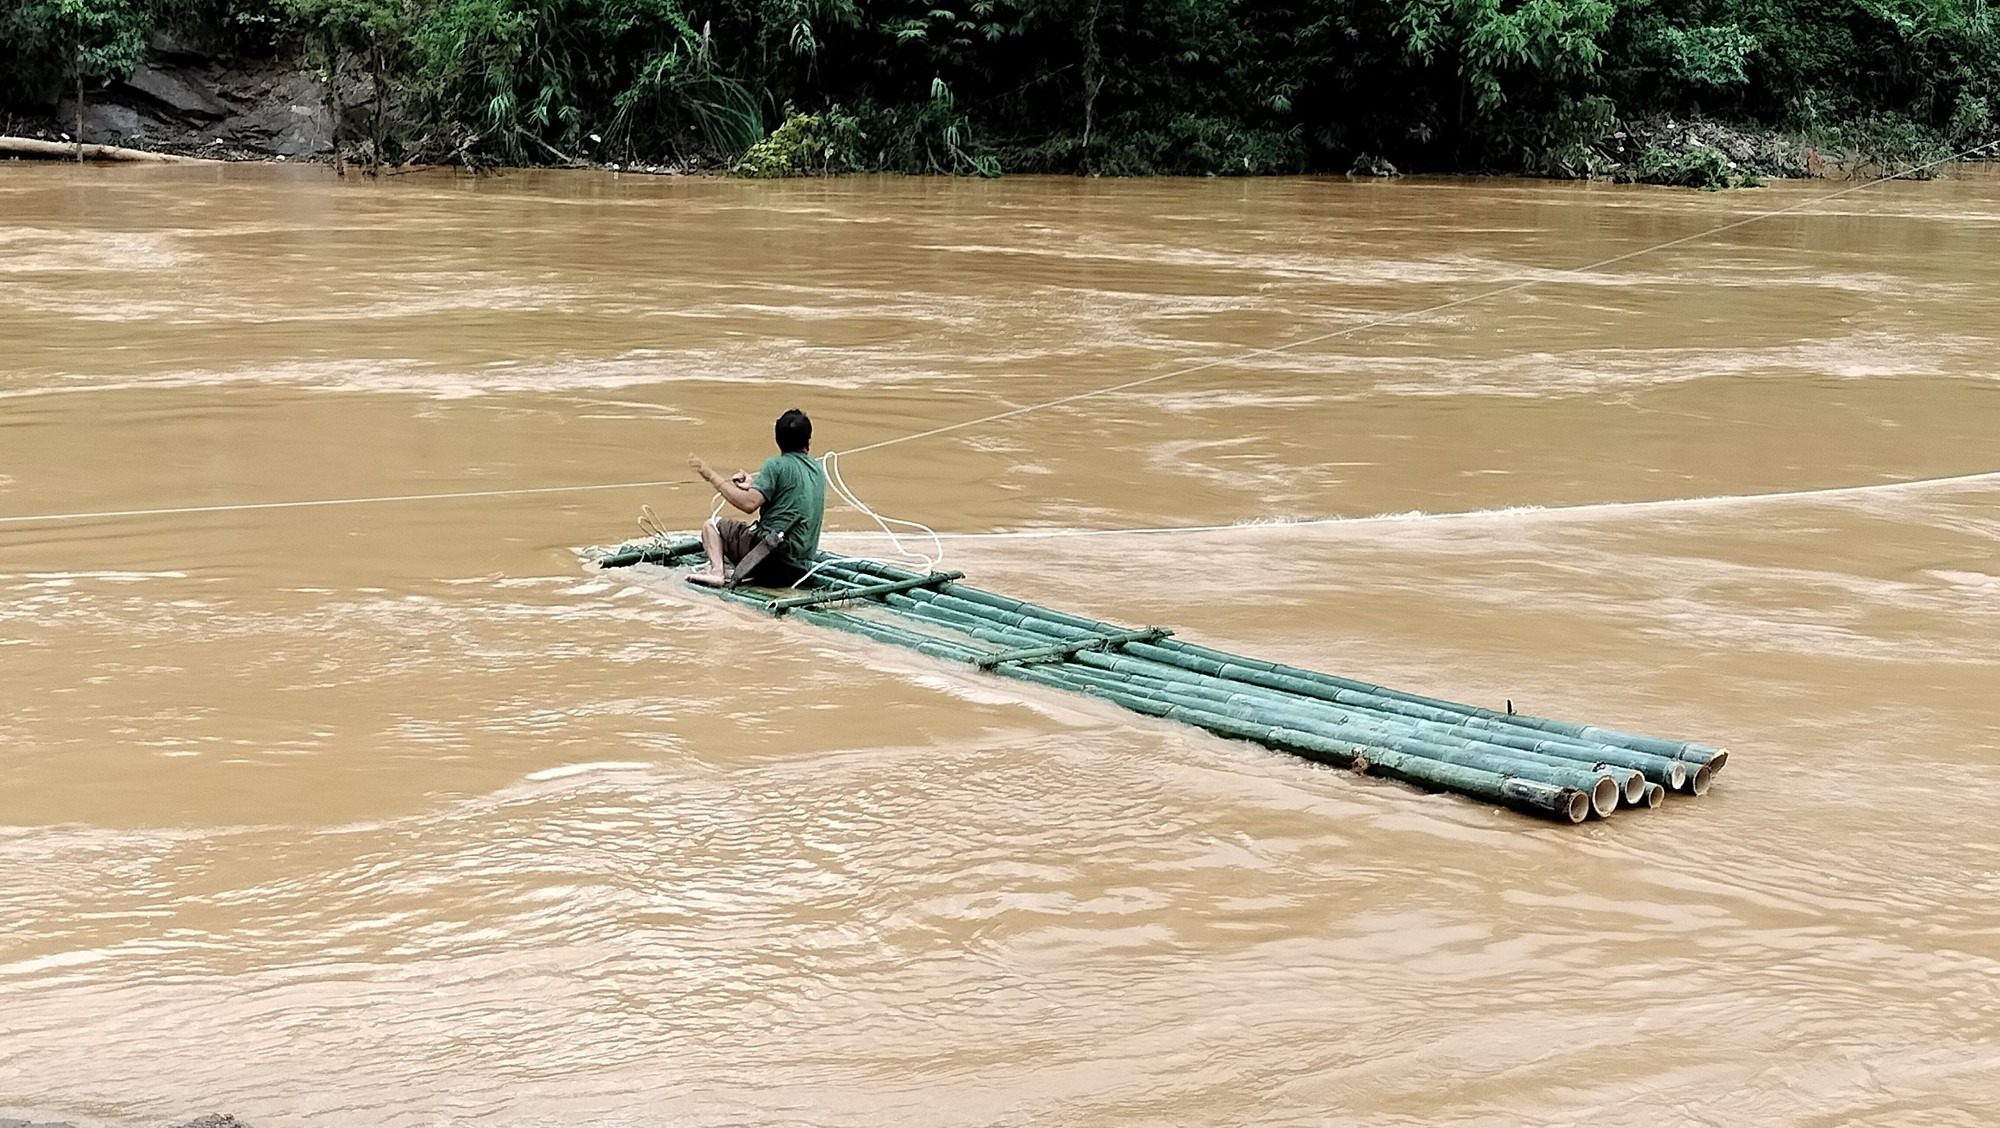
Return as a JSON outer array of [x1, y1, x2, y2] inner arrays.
[[0, 136, 221, 163]]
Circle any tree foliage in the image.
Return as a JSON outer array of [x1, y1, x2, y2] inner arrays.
[[4, 0, 153, 105], [5, 0, 1999, 173]]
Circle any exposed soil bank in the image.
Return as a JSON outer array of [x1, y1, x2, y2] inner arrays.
[[3, 34, 332, 163]]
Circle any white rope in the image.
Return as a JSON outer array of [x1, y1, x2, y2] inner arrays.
[[819, 449, 942, 571], [637, 504, 669, 540], [816, 467, 2000, 542], [0, 479, 688, 527]]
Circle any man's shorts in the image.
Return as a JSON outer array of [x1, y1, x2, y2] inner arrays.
[[714, 518, 803, 586]]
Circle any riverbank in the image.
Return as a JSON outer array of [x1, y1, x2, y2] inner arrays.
[[6, 11, 1994, 188], [6, 109, 1979, 191]]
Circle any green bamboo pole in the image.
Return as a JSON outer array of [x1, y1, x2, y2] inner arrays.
[[832, 577, 1654, 811], [877, 597, 1062, 655], [820, 563, 1686, 797], [974, 628, 1169, 668], [1048, 663, 1623, 817], [1106, 642, 1691, 788], [701, 554, 1702, 817], [1059, 660, 1646, 806], [704, 572, 1592, 820], [1152, 638, 1727, 771], [820, 557, 1725, 775], [1065, 651, 1667, 797], [825, 557, 1727, 774], [765, 569, 1595, 822], [877, 591, 1018, 636], [885, 586, 1100, 642], [877, 591, 1157, 666], [759, 595, 1593, 821], [891, 590, 1101, 644], [902, 596, 1685, 792], [996, 667, 1589, 824], [862, 577, 1662, 804], [789, 604, 991, 665], [766, 571, 964, 614], [817, 561, 1112, 638], [595, 536, 705, 569]]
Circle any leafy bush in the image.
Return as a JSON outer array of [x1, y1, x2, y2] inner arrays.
[[733, 107, 860, 175], [845, 80, 999, 176], [1826, 113, 1955, 178], [1632, 142, 1758, 189], [408, 0, 758, 163]]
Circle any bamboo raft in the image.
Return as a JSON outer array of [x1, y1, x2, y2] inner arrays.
[[591, 535, 1728, 824]]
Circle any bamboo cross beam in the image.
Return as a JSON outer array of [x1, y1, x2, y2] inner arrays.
[[595, 537, 705, 569], [765, 571, 964, 614], [973, 627, 1172, 669]]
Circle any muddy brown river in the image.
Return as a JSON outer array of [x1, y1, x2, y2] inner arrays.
[[3, 164, 1998, 1126]]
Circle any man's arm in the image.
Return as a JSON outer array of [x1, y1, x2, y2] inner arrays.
[[689, 455, 765, 513]]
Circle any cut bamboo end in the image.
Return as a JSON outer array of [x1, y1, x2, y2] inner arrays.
[[1620, 772, 1645, 805], [1562, 790, 1590, 824], [1686, 763, 1713, 796], [1668, 761, 1687, 790], [1709, 748, 1730, 772], [1636, 781, 1664, 809], [1589, 776, 1620, 818]]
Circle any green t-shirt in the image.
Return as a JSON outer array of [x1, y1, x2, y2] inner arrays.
[[751, 451, 826, 568]]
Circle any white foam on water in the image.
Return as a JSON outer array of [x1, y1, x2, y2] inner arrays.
[[914, 240, 1962, 298], [523, 761, 656, 783], [0, 228, 186, 273], [19, 570, 190, 582], [820, 467, 2000, 544]]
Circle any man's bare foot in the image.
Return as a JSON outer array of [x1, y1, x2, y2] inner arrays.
[[686, 570, 727, 588]]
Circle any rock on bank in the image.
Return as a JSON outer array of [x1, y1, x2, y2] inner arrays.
[[9, 30, 330, 160]]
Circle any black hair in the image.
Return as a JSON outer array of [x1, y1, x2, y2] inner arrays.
[[775, 408, 812, 453]]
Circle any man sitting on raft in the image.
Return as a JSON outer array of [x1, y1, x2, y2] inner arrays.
[[686, 408, 826, 588]]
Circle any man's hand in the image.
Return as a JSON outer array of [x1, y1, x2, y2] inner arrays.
[[690, 454, 764, 514]]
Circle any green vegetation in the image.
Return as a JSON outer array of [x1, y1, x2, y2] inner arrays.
[[4, 0, 153, 147], [735, 109, 860, 176], [1629, 143, 1758, 189], [5, 0, 1998, 176]]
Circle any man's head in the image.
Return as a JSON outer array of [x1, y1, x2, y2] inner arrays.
[[775, 408, 812, 454]]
